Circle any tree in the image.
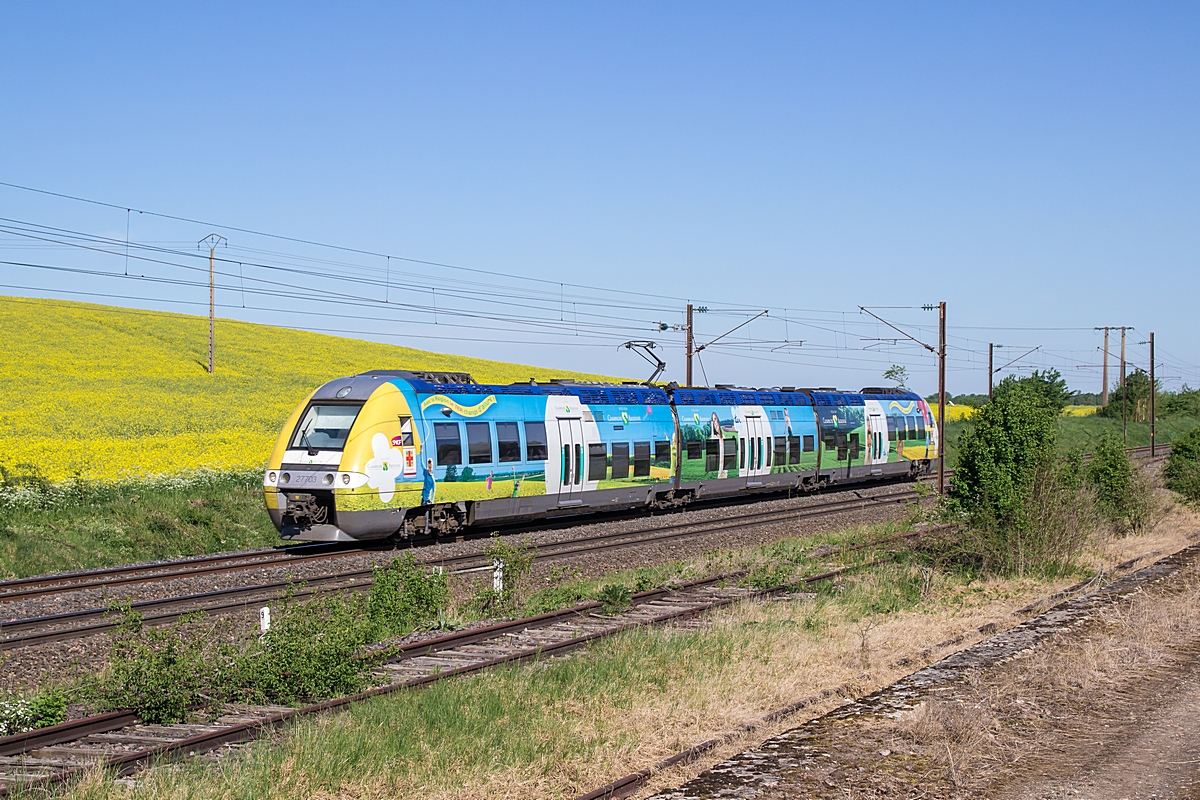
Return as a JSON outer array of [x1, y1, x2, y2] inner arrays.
[[883, 365, 909, 390], [992, 369, 1073, 413], [1099, 369, 1157, 421]]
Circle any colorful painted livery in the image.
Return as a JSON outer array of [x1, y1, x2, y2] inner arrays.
[[263, 372, 938, 541]]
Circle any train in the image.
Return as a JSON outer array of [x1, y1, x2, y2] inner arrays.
[[263, 371, 939, 542]]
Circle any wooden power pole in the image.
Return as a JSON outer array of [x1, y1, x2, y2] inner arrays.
[[685, 303, 694, 387], [199, 234, 227, 374], [988, 342, 994, 402], [1150, 332, 1156, 457], [938, 301, 946, 496], [1121, 327, 1128, 443]]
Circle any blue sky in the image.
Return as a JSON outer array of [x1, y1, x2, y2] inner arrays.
[[2, 3, 1197, 395]]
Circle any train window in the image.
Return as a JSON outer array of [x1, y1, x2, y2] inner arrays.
[[740, 439, 746, 470], [524, 422, 548, 461], [633, 442, 651, 477], [724, 439, 738, 472], [497, 422, 521, 463], [774, 437, 787, 466], [654, 440, 671, 465], [290, 404, 363, 451], [848, 432, 861, 461], [466, 422, 492, 464], [803, 434, 815, 453], [397, 416, 414, 447], [906, 417, 915, 440], [705, 439, 719, 472], [686, 440, 703, 460], [433, 422, 462, 466], [916, 416, 926, 437], [888, 419, 898, 441], [788, 435, 802, 463], [612, 443, 630, 479], [588, 443, 608, 482], [575, 444, 583, 485]]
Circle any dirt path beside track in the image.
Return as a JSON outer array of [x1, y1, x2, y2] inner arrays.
[[644, 535, 1200, 800]]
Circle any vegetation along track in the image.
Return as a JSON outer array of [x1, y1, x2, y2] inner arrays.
[[0, 486, 922, 651], [0, 532, 917, 795]]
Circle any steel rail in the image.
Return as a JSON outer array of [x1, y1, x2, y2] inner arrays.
[[0, 487, 920, 650], [0, 541, 922, 795]]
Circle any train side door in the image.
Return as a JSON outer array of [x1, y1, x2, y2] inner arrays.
[[743, 411, 769, 485], [556, 417, 585, 505], [868, 411, 888, 465]]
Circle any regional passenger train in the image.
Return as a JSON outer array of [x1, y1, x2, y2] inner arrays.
[[263, 371, 939, 542]]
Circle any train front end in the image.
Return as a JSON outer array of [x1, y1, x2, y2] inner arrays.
[[264, 372, 424, 542]]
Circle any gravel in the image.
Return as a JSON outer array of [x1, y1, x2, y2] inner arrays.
[[1, 480, 925, 693]]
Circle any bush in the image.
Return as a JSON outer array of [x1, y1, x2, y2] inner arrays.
[[98, 607, 235, 723], [0, 687, 68, 736], [368, 554, 450, 640], [1165, 427, 1200, 504], [596, 583, 632, 614], [472, 536, 536, 615], [1087, 430, 1152, 533], [948, 381, 1059, 531], [236, 588, 379, 707], [946, 379, 1097, 575]]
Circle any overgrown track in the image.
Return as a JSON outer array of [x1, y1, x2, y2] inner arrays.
[[0, 533, 921, 795], [0, 487, 922, 651]]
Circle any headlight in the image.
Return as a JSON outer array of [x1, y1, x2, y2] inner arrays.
[[281, 472, 291, 484], [341, 474, 351, 485], [322, 473, 334, 486], [268, 472, 277, 483]]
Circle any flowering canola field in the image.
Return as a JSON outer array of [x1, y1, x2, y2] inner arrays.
[[0, 297, 617, 482]]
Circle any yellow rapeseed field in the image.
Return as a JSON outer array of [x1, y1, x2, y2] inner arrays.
[[0, 297, 617, 482]]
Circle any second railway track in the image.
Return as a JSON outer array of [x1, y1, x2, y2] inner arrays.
[[1, 485, 922, 651]]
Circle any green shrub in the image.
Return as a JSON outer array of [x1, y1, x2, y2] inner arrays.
[[368, 554, 451, 640], [99, 607, 234, 723], [1165, 427, 1200, 504], [0, 687, 68, 736], [596, 584, 632, 614], [948, 380, 1059, 530], [1087, 430, 1152, 533], [236, 588, 379, 707], [472, 536, 536, 615]]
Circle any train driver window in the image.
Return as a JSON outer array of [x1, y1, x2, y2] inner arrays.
[[433, 422, 462, 466], [466, 422, 492, 464], [497, 422, 521, 463], [397, 416, 414, 446], [524, 421, 548, 461]]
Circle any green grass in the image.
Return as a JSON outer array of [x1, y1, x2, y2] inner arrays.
[[0, 472, 279, 579], [940, 414, 1200, 467], [31, 525, 959, 800]]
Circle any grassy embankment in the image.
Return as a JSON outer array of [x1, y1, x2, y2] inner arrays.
[[0, 297, 615, 579], [38, 496, 1200, 800]]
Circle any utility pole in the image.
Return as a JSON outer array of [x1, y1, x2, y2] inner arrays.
[[1101, 328, 1109, 406], [685, 303, 694, 387], [988, 343, 994, 402], [1121, 327, 1128, 444], [858, 302, 947, 495], [199, 234, 227, 374], [1150, 332, 1156, 456], [938, 302, 946, 496]]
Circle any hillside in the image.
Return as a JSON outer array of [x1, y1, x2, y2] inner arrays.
[[0, 297, 617, 482]]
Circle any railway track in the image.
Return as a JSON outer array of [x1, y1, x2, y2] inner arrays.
[[1, 486, 921, 651], [0, 532, 920, 795]]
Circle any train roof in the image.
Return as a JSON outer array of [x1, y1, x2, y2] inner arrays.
[[316, 371, 924, 407]]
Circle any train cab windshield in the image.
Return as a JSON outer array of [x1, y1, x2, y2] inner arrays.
[[289, 403, 363, 451]]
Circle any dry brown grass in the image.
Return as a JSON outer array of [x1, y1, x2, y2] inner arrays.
[[56, 480, 1200, 800]]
